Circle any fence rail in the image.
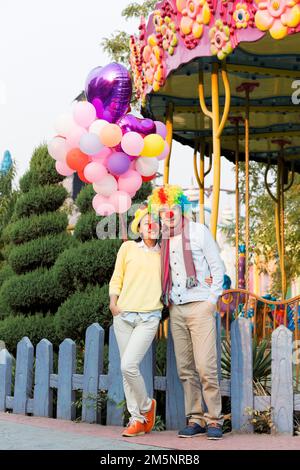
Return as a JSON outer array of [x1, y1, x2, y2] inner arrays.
[[0, 314, 299, 434]]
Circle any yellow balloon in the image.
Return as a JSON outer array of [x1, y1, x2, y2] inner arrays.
[[141, 134, 165, 158]]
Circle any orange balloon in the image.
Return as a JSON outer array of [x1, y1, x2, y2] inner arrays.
[[66, 148, 90, 172], [78, 169, 90, 183], [99, 124, 122, 147]]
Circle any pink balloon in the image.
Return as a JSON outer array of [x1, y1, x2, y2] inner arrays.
[[91, 147, 112, 164], [118, 170, 142, 193], [95, 202, 115, 216], [155, 121, 167, 139], [84, 162, 107, 183], [73, 101, 97, 128], [65, 126, 88, 148], [157, 141, 170, 161], [93, 174, 118, 196], [55, 160, 75, 176], [121, 132, 144, 156], [92, 194, 107, 211], [109, 190, 132, 214]]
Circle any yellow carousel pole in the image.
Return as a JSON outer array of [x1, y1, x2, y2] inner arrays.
[[264, 142, 294, 299], [164, 102, 174, 185], [193, 139, 206, 224], [229, 116, 243, 288], [199, 62, 231, 239], [237, 82, 259, 290]]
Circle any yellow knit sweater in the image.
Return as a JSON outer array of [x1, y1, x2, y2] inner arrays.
[[109, 241, 163, 312]]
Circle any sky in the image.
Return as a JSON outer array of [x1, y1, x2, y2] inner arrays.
[[0, 0, 235, 218]]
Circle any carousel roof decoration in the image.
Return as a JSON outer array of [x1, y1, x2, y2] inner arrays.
[[130, 0, 300, 173]]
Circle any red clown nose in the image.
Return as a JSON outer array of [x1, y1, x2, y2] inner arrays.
[[165, 210, 174, 219], [148, 222, 158, 231]]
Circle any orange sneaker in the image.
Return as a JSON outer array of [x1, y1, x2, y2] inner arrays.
[[122, 418, 146, 437], [142, 399, 157, 433]]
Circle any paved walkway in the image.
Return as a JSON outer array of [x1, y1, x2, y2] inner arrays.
[[0, 412, 300, 450]]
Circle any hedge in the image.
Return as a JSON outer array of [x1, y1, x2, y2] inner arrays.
[[13, 185, 68, 219], [0, 263, 15, 288], [54, 284, 111, 341], [53, 238, 122, 295], [0, 268, 66, 317], [2, 211, 68, 245], [0, 314, 59, 354], [73, 212, 102, 242], [19, 145, 64, 193], [8, 233, 77, 275], [75, 184, 95, 214]]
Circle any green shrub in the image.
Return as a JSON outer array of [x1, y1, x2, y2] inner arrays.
[[8, 233, 77, 274], [0, 314, 59, 354], [0, 268, 66, 317], [73, 212, 102, 242], [14, 185, 68, 219], [134, 182, 153, 202], [54, 284, 111, 341], [3, 212, 68, 245], [0, 263, 15, 287], [75, 185, 95, 214], [53, 238, 121, 295]]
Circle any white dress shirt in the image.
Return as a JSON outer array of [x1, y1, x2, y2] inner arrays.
[[169, 221, 225, 306]]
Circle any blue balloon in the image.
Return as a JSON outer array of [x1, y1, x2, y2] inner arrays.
[[0, 150, 12, 175]]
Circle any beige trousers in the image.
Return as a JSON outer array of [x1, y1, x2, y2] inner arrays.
[[170, 300, 223, 426], [113, 314, 160, 423]]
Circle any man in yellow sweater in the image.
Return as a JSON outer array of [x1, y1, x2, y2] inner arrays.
[[109, 204, 162, 437]]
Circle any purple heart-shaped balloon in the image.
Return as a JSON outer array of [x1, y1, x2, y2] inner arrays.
[[117, 114, 156, 135], [85, 63, 132, 123]]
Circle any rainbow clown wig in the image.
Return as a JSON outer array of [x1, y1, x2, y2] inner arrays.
[[148, 185, 192, 216]]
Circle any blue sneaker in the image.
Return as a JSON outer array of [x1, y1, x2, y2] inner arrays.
[[178, 422, 207, 438], [207, 423, 223, 440]]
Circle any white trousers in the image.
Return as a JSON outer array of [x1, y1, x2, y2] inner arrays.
[[113, 314, 160, 422]]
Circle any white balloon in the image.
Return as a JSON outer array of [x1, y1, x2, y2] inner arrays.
[[89, 119, 109, 136], [136, 157, 159, 177], [54, 113, 76, 137], [93, 174, 118, 197], [48, 136, 68, 162]]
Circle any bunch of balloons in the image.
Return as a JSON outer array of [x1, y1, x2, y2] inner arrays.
[[48, 63, 169, 216]]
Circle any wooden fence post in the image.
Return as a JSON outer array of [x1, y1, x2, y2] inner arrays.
[[13, 337, 34, 415], [82, 323, 104, 424], [216, 313, 222, 384], [231, 317, 253, 432], [33, 339, 53, 417], [0, 349, 13, 411], [57, 338, 76, 420], [271, 325, 293, 434], [140, 342, 155, 399], [166, 324, 185, 430], [107, 326, 124, 425]]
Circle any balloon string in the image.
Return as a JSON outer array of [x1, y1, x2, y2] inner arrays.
[[120, 214, 128, 242]]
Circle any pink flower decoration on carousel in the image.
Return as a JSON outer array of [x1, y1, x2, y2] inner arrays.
[[143, 36, 166, 92], [255, 0, 300, 39], [209, 19, 233, 60], [153, 10, 178, 56], [177, 0, 211, 48], [233, 3, 251, 28]]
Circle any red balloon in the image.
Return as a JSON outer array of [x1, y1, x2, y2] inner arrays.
[[142, 173, 156, 182], [66, 148, 90, 172], [77, 169, 90, 183]]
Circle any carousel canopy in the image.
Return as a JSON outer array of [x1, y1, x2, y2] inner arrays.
[[130, 0, 300, 173]]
